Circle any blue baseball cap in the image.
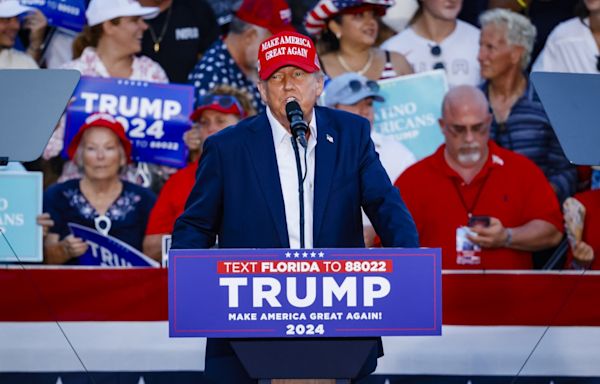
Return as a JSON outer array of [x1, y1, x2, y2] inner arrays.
[[324, 72, 384, 107]]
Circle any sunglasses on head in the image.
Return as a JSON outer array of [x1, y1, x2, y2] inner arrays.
[[347, 79, 380, 93], [198, 94, 246, 116], [430, 44, 445, 70]]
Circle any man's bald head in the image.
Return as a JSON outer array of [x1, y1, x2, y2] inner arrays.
[[442, 85, 490, 122]]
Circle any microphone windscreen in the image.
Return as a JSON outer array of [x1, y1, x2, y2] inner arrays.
[[285, 99, 303, 122]]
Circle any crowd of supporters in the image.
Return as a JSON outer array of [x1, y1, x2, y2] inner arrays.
[[1, 0, 598, 270]]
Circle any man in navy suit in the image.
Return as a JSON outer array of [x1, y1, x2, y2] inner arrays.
[[172, 30, 418, 383]]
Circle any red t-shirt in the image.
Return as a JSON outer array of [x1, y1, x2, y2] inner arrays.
[[145, 162, 198, 235], [395, 141, 563, 270], [565, 189, 600, 269]]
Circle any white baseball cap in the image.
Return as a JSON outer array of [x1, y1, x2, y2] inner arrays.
[[0, 0, 34, 18], [86, 0, 159, 27]]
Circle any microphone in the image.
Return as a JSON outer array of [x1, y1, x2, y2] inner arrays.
[[285, 99, 308, 149]]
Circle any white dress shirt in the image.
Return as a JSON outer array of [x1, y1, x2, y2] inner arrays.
[[267, 107, 317, 249]]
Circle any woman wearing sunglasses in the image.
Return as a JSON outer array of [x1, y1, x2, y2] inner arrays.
[[381, 0, 481, 88], [143, 85, 255, 260], [305, 0, 412, 81]]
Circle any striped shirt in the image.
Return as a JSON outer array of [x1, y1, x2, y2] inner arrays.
[[482, 80, 577, 203]]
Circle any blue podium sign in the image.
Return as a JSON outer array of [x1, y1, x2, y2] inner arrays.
[[68, 223, 159, 267], [21, 0, 86, 32], [373, 70, 448, 160], [0, 172, 43, 262], [64, 76, 194, 168], [169, 248, 441, 338]]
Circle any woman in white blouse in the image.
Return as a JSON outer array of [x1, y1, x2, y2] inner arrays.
[[533, 0, 600, 73]]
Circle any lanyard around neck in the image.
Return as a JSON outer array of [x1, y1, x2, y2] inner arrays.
[[451, 170, 492, 222]]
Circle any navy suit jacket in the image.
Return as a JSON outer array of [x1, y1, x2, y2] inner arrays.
[[172, 106, 418, 250]]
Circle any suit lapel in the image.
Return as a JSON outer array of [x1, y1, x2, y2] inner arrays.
[[243, 114, 289, 247], [313, 108, 337, 246]]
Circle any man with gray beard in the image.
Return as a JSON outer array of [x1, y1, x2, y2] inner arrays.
[[394, 85, 563, 270]]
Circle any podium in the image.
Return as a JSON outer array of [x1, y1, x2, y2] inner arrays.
[[169, 248, 442, 382], [231, 338, 378, 383]]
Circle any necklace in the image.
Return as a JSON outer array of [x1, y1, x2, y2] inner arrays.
[[336, 49, 374, 75], [147, 4, 173, 53]]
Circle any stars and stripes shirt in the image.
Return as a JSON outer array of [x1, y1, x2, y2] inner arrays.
[[187, 40, 264, 112]]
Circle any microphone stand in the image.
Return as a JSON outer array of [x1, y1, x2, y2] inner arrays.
[[290, 136, 305, 249]]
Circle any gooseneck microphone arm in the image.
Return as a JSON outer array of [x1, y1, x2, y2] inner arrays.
[[285, 99, 309, 248], [290, 136, 306, 248]]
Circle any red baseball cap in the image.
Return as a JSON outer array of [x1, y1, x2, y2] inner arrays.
[[190, 94, 247, 122], [235, 0, 295, 35], [257, 31, 321, 80], [67, 113, 132, 162]]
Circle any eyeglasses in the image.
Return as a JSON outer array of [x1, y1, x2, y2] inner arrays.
[[596, 55, 600, 72], [198, 94, 246, 117], [445, 123, 489, 137], [430, 44, 445, 70], [347, 79, 380, 93]]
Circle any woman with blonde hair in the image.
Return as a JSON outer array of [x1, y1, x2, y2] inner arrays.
[[43, 0, 169, 190], [43, 113, 156, 264]]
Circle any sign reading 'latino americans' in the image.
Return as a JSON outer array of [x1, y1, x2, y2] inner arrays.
[[169, 248, 442, 338]]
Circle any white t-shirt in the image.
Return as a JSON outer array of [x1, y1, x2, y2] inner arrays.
[[532, 17, 599, 73], [0, 48, 38, 69], [381, 20, 481, 88]]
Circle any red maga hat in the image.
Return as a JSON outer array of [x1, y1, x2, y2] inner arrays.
[[257, 31, 321, 80], [235, 0, 294, 34], [67, 113, 132, 162]]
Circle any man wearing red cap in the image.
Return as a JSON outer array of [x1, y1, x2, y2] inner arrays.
[[173, 30, 418, 382], [187, 0, 294, 114]]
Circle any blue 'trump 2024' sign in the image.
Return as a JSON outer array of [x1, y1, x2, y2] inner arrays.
[[169, 248, 441, 338], [64, 76, 194, 168]]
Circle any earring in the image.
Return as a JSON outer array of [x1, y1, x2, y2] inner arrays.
[[335, 32, 342, 39]]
